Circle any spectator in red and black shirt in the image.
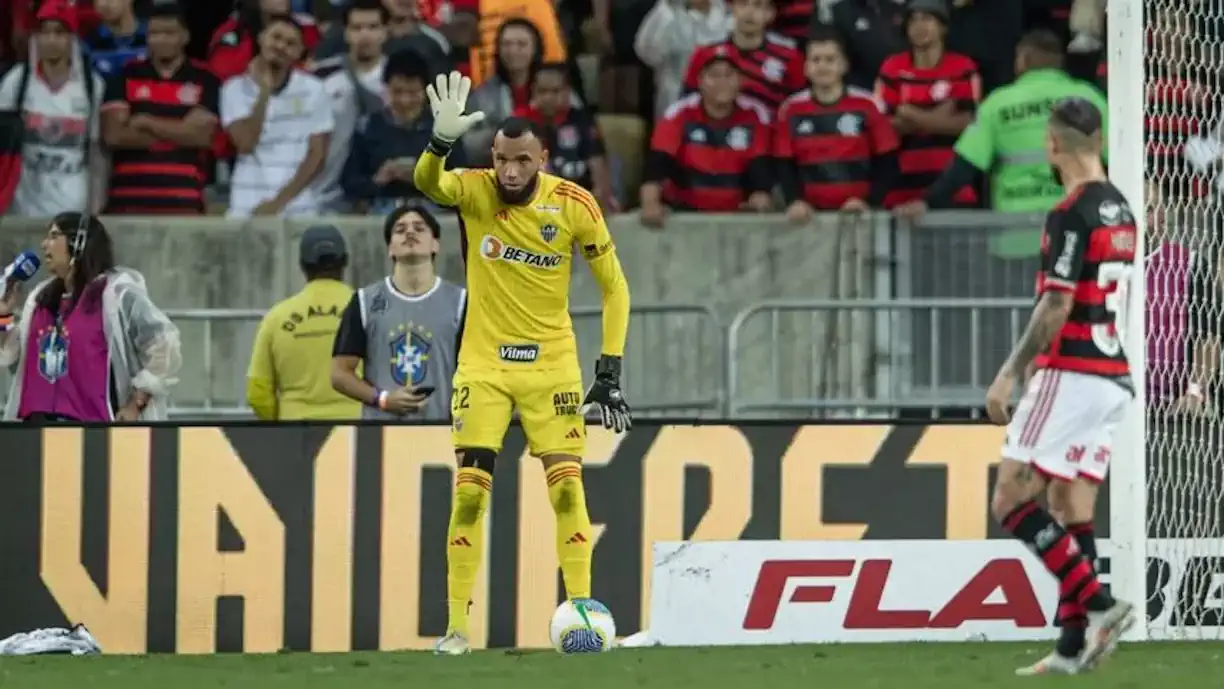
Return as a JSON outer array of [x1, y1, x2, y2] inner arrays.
[[682, 0, 804, 115], [641, 54, 773, 226], [776, 30, 899, 224], [770, 0, 814, 45], [874, 0, 980, 208], [519, 63, 616, 211], [100, 2, 219, 215]]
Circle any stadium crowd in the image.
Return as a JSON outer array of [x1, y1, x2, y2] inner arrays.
[[3, 0, 1223, 421], [0, 0, 1167, 223]]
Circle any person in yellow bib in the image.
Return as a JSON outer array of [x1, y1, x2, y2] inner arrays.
[[413, 72, 632, 655], [246, 224, 360, 420]]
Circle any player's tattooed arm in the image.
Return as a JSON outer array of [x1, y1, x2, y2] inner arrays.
[[1004, 291, 1073, 380]]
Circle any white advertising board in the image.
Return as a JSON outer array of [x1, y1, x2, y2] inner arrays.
[[649, 539, 1223, 645]]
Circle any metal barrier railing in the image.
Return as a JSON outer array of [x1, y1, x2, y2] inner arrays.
[[166, 299, 1040, 419], [571, 303, 724, 416], [725, 298, 1032, 416], [164, 304, 724, 418], [2, 300, 1045, 420], [0, 211, 1080, 419], [166, 308, 263, 417]]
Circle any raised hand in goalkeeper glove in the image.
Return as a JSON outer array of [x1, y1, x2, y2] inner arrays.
[[424, 71, 486, 148], [582, 355, 632, 433]]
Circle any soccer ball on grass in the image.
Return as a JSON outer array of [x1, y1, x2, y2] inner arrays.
[[549, 598, 615, 653]]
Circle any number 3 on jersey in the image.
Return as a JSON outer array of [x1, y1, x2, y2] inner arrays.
[[1094, 261, 1132, 357]]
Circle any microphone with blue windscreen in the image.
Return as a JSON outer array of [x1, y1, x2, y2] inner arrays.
[[3, 250, 41, 296], [0, 250, 38, 331]]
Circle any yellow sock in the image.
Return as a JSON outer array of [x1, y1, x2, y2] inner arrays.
[[446, 467, 491, 635], [546, 461, 593, 599]]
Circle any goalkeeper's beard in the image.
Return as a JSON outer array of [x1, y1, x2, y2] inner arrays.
[[496, 174, 539, 206]]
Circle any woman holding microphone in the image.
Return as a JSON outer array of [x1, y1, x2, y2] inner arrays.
[[0, 212, 182, 422]]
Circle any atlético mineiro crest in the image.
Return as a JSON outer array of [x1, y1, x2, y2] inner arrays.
[[540, 223, 558, 244], [37, 326, 69, 383], [389, 323, 432, 387]]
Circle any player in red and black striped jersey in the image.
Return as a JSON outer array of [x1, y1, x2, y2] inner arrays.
[[100, 2, 219, 215], [986, 97, 1135, 677], [1032, 187, 1137, 381], [776, 31, 899, 222], [641, 55, 773, 225], [682, 0, 805, 115], [874, 0, 980, 208]]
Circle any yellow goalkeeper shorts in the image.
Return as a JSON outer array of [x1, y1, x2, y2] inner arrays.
[[450, 366, 586, 457]]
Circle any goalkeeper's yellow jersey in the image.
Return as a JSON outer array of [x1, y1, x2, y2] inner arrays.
[[413, 150, 630, 372]]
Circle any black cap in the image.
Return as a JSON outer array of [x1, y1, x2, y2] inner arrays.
[[299, 224, 347, 265]]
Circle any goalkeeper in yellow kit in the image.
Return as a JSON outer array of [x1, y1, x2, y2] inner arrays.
[[414, 72, 632, 655]]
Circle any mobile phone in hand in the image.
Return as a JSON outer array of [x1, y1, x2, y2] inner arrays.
[[414, 386, 436, 397]]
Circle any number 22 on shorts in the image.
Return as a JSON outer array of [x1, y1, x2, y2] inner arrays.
[[452, 385, 471, 413]]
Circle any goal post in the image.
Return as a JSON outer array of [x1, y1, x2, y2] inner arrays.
[[1106, 0, 1148, 643], [1113, 0, 1224, 642]]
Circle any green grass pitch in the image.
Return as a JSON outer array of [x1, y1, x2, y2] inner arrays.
[[1, 643, 1221, 689]]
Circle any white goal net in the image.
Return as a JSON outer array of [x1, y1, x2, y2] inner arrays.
[[1115, 0, 1224, 640]]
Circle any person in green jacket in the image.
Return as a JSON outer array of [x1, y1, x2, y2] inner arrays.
[[896, 29, 1107, 258]]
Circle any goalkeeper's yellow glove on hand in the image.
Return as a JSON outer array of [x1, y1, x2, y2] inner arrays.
[[425, 71, 486, 150]]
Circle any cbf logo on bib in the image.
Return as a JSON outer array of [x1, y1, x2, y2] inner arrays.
[[37, 326, 69, 383], [389, 322, 432, 386]]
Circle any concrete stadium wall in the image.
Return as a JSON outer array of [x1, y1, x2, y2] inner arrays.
[[0, 214, 884, 414]]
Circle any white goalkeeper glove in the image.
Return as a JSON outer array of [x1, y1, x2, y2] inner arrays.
[[425, 71, 486, 147], [582, 355, 632, 433]]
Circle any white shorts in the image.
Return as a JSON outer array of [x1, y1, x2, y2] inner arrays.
[[1001, 369, 1132, 483]]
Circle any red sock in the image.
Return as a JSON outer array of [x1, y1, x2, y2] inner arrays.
[[1001, 502, 1112, 610], [1054, 523, 1096, 656]]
